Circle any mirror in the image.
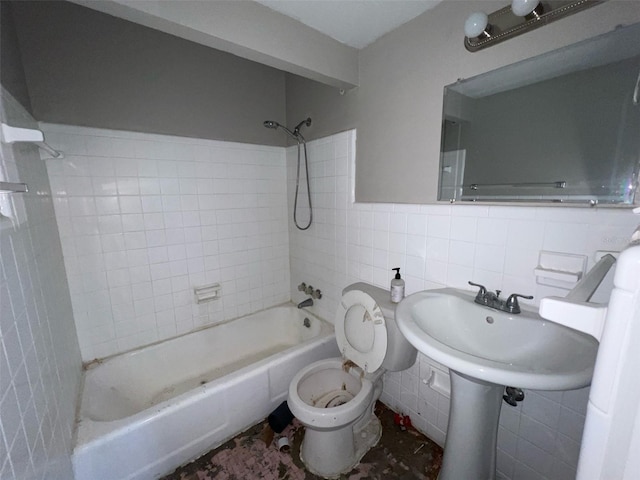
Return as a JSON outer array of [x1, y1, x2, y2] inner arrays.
[[439, 23, 640, 205]]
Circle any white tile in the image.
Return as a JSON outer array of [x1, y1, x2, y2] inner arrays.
[[116, 177, 140, 196], [515, 438, 553, 477], [507, 220, 545, 250], [141, 196, 163, 213], [446, 264, 473, 289], [119, 197, 142, 214], [474, 244, 506, 273], [424, 259, 448, 285], [428, 215, 450, 239], [448, 240, 475, 267], [557, 406, 585, 443], [373, 211, 390, 231], [561, 387, 589, 414], [389, 213, 407, 233], [426, 237, 449, 262], [407, 214, 427, 236], [476, 218, 508, 246], [519, 414, 558, 454], [522, 392, 562, 428], [450, 216, 477, 241], [95, 196, 120, 215], [138, 177, 161, 194], [405, 255, 425, 278], [406, 235, 426, 258], [388, 232, 407, 254], [553, 433, 581, 466], [543, 222, 589, 253]]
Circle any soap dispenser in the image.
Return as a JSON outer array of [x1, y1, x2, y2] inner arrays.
[[390, 267, 405, 303]]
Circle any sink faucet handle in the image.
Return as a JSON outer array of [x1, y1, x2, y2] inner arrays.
[[495, 290, 501, 298], [468, 281, 487, 297], [505, 293, 534, 313]]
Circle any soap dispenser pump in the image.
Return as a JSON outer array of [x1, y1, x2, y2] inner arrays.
[[390, 267, 405, 303]]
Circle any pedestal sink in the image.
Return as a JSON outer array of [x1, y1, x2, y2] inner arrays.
[[395, 288, 598, 480]]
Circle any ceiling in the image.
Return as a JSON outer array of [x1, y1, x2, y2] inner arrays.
[[254, 0, 444, 49]]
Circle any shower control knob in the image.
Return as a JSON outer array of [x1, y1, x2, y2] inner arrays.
[[305, 285, 314, 295], [298, 282, 307, 292]]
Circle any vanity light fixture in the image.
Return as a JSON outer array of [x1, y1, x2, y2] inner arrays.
[[464, 0, 605, 52]]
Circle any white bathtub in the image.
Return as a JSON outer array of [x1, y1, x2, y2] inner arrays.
[[73, 304, 338, 480]]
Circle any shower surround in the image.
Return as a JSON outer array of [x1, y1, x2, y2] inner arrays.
[[43, 123, 290, 361]]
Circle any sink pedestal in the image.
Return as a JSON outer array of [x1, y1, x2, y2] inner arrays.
[[439, 371, 504, 480]]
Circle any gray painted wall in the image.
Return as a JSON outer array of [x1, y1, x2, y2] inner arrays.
[[74, 0, 359, 90], [0, 2, 32, 113], [10, 1, 288, 146], [285, 0, 640, 203]]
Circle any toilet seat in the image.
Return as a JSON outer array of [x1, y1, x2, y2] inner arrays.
[[334, 290, 388, 374]]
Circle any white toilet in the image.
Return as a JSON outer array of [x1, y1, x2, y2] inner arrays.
[[288, 282, 417, 478]]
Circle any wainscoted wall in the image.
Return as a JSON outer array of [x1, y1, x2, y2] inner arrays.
[[43, 124, 290, 361], [0, 91, 81, 478], [287, 129, 638, 480]]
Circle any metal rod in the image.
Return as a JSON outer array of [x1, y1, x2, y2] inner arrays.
[[0, 181, 28, 193], [469, 181, 566, 190]]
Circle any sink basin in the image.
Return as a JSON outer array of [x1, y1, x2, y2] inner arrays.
[[396, 288, 598, 390]]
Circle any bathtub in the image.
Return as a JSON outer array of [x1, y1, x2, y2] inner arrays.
[[73, 304, 339, 480]]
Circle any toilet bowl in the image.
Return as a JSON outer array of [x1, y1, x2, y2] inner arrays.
[[289, 358, 380, 477], [288, 283, 417, 478]]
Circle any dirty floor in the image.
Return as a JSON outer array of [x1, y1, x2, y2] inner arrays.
[[162, 402, 443, 480]]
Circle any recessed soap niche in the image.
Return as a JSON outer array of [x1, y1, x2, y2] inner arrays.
[[534, 251, 587, 289]]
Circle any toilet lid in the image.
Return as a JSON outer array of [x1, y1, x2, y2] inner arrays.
[[334, 290, 387, 373]]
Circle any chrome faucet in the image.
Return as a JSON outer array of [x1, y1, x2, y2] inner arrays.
[[297, 298, 313, 309], [468, 281, 533, 314]]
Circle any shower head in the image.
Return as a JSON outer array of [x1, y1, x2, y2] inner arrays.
[[263, 120, 280, 129], [263, 119, 299, 142]]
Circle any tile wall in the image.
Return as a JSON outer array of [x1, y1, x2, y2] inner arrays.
[[43, 124, 290, 361], [0, 90, 81, 478], [287, 129, 638, 480]]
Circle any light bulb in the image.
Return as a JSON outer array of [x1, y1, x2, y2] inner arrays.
[[464, 12, 489, 39], [511, 0, 540, 17]]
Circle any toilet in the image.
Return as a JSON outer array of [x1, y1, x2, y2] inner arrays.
[[288, 282, 417, 478]]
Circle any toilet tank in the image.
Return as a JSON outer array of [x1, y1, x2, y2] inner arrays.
[[343, 283, 417, 372]]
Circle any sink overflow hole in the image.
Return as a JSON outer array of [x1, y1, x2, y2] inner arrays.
[[486, 316, 494, 324]]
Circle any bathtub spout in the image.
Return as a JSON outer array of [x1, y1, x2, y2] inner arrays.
[[297, 298, 313, 309]]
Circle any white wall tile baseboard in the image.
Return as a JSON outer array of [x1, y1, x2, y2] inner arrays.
[[42, 123, 291, 361], [287, 129, 638, 480]]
